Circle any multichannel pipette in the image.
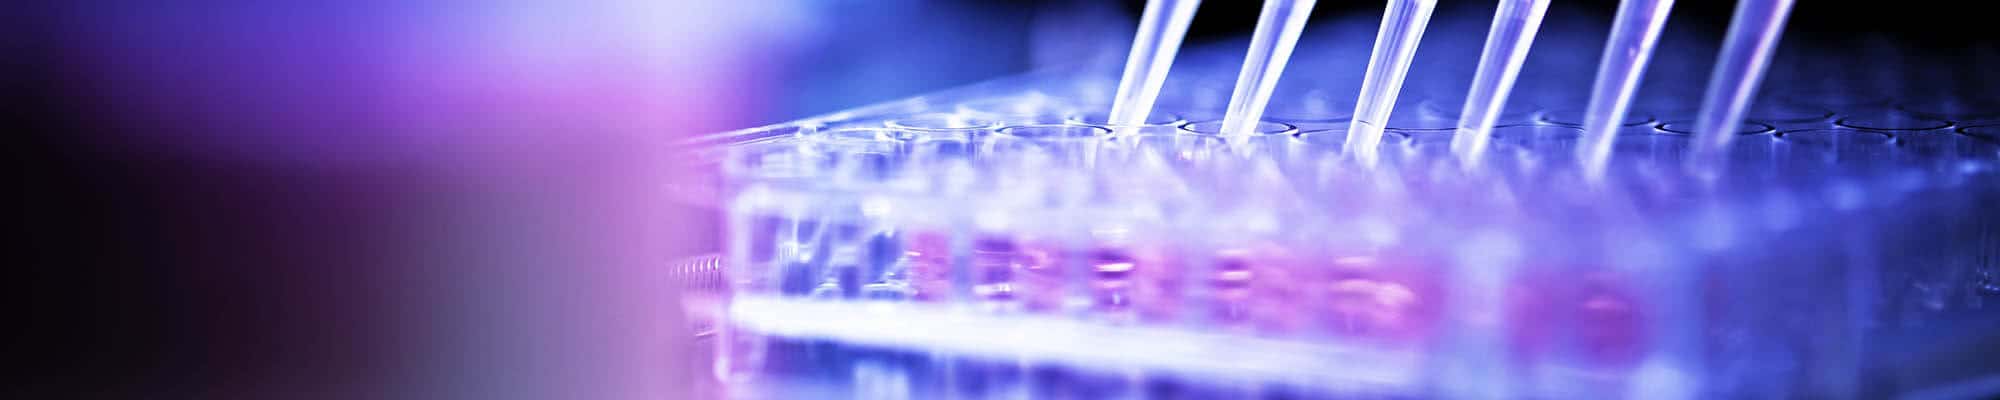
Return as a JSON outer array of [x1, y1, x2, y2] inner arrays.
[[1689, 0, 1797, 167], [1448, 0, 1552, 168], [1344, 0, 1440, 164], [1577, 0, 1677, 181], [1107, 0, 1203, 130], [698, 3, 2000, 398], [1218, 0, 1320, 139]]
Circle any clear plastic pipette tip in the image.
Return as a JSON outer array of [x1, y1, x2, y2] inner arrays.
[[1577, 0, 1677, 181], [1108, 0, 1203, 130], [1218, 0, 1319, 139], [1449, 0, 1552, 168], [1689, 0, 1797, 170], [1344, 0, 1439, 164]]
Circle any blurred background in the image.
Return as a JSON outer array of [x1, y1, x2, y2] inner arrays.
[[10, 1, 1987, 399]]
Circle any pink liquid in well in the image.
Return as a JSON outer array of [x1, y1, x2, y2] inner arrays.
[[1309, 253, 1443, 344], [1013, 238, 1070, 313], [1505, 270, 1649, 371], [1207, 250, 1257, 327], [966, 234, 1072, 312], [1089, 247, 1140, 314], [970, 235, 1019, 303], [1202, 245, 1447, 337], [1245, 248, 1311, 335], [1087, 245, 1186, 323], [902, 230, 954, 302]]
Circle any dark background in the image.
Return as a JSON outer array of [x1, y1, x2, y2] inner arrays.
[[12, 1, 1993, 398]]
